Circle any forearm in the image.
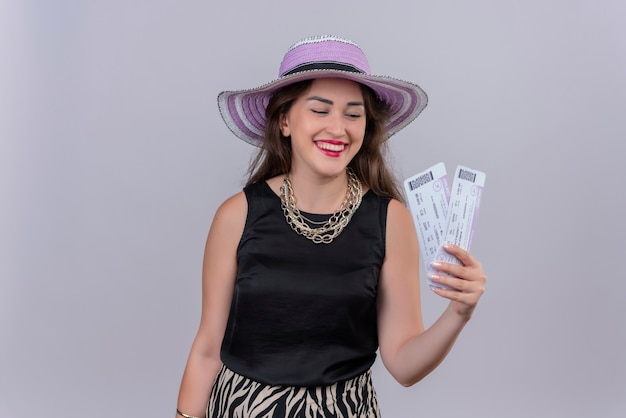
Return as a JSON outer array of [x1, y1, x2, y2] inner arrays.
[[176, 352, 222, 418], [388, 304, 469, 386]]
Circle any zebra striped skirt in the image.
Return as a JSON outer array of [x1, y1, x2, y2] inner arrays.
[[207, 365, 381, 418]]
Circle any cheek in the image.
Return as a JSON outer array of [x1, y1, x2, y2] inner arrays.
[[288, 115, 316, 135], [352, 122, 367, 142]]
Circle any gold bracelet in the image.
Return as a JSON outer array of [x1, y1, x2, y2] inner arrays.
[[176, 408, 204, 418]]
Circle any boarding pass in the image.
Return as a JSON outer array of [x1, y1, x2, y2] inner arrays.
[[404, 164, 486, 289]]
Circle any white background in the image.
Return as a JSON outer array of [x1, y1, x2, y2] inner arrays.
[[2, 1, 625, 416]]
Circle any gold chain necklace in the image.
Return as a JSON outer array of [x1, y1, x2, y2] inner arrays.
[[280, 168, 363, 244]]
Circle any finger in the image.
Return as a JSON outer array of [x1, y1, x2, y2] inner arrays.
[[443, 244, 479, 267], [437, 265, 488, 289], [432, 280, 485, 304], [431, 285, 480, 304], [431, 273, 482, 293], [431, 262, 472, 281], [430, 261, 482, 285]]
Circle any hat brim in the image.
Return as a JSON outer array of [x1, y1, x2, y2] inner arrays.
[[218, 69, 428, 147]]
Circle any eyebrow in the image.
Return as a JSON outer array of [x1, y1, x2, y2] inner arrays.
[[306, 96, 364, 107]]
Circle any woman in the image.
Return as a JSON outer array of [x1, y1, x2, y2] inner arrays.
[[176, 36, 486, 418]]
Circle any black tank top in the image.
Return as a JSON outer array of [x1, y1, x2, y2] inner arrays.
[[220, 181, 390, 386]]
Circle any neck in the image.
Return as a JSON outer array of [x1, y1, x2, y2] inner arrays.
[[286, 169, 349, 214]]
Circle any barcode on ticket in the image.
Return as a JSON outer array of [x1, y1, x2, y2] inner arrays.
[[458, 168, 477, 183], [407, 171, 434, 191]]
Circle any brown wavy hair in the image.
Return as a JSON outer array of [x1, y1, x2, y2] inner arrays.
[[246, 79, 404, 202]]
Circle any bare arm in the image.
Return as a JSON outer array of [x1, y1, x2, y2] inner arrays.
[[377, 199, 486, 387], [175, 192, 247, 417]]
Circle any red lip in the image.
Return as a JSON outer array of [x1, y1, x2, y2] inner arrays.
[[315, 140, 347, 157], [315, 140, 346, 145]]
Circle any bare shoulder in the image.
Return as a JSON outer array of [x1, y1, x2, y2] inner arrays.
[[219, 190, 248, 212], [202, 190, 248, 278], [384, 198, 419, 264], [386, 199, 414, 230], [212, 191, 248, 228], [203, 191, 248, 255]]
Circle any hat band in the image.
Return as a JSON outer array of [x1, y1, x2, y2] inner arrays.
[[281, 61, 365, 77]]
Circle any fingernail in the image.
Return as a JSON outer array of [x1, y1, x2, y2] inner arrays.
[[429, 274, 439, 282], [430, 261, 442, 268]]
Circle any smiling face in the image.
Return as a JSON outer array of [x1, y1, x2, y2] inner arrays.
[[279, 78, 367, 179]]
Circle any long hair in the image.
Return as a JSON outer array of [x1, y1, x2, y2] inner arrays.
[[246, 79, 404, 203]]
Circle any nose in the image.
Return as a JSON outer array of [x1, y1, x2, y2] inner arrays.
[[325, 113, 345, 138]]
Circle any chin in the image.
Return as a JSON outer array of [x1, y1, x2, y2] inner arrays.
[[313, 162, 351, 178]]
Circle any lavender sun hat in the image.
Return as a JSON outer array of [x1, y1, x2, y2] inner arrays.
[[217, 36, 428, 147]]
